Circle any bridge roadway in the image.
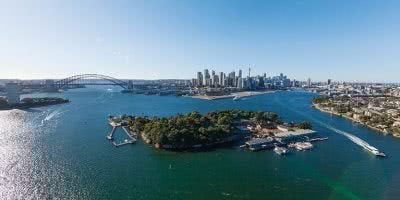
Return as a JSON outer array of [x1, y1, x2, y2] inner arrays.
[[21, 74, 133, 90]]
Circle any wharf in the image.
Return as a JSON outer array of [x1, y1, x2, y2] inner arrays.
[[107, 119, 136, 147]]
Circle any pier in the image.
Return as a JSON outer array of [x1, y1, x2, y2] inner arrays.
[[106, 119, 136, 147]]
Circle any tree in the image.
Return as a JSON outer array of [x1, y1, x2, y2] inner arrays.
[[297, 121, 312, 129]]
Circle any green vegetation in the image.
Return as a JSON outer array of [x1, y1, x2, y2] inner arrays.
[[0, 97, 69, 110], [312, 96, 330, 104], [126, 110, 280, 149], [296, 121, 313, 129]]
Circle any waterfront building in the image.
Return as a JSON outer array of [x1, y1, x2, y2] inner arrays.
[[5, 82, 21, 104], [192, 68, 294, 89], [307, 78, 312, 87]]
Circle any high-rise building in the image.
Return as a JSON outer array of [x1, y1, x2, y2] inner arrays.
[[232, 71, 236, 87], [327, 79, 331, 85], [213, 75, 219, 87], [197, 72, 203, 86], [307, 78, 312, 87], [238, 69, 242, 78], [219, 72, 224, 86], [237, 77, 243, 89], [204, 69, 210, 86]]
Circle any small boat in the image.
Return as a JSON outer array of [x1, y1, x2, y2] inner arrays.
[[233, 95, 241, 101], [274, 146, 289, 155]]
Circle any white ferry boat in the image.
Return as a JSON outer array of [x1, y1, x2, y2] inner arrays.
[[363, 143, 386, 157]]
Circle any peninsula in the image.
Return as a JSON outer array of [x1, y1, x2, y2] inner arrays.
[[0, 97, 69, 110], [108, 110, 315, 151]]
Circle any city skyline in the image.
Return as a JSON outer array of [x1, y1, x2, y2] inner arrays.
[[1, 0, 400, 82]]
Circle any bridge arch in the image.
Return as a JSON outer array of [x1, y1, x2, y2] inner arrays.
[[54, 74, 130, 89]]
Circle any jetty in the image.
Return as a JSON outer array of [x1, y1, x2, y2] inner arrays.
[[106, 117, 136, 147]]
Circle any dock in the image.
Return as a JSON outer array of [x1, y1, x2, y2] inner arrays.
[[107, 119, 136, 147]]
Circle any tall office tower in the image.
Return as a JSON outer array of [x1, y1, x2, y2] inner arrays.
[[238, 69, 242, 78], [213, 75, 219, 87], [237, 77, 243, 89], [211, 70, 215, 77], [327, 79, 331, 85], [263, 73, 267, 78], [219, 72, 224, 86], [211, 74, 215, 87], [197, 72, 203, 86], [307, 78, 312, 87], [204, 69, 210, 86], [231, 71, 236, 87], [191, 78, 197, 86]]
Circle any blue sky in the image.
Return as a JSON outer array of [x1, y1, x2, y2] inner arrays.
[[0, 0, 399, 82]]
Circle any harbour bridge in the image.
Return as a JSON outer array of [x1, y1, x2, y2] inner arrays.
[[22, 74, 133, 90]]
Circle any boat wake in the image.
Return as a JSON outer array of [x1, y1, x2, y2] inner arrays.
[[41, 109, 68, 124], [311, 119, 385, 156], [272, 96, 385, 156]]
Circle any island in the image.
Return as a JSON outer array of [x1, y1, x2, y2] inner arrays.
[[0, 97, 70, 110], [108, 110, 316, 151], [312, 96, 400, 137]]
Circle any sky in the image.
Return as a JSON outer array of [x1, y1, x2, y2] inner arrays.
[[0, 0, 399, 82]]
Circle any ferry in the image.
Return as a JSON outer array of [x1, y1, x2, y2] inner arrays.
[[274, 146, 289, 155], [363, 143, 386, 157]]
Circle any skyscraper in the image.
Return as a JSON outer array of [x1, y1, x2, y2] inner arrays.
[[204, 69, 210, 86], [197, 72, 203, 86], [219, 72, 224, 86], [307, 78, 312, 87], [237, 77, 243, 89], [238, 69, 242, 78]]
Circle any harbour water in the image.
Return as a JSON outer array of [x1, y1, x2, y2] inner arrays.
[[1, 87, 400, 199]]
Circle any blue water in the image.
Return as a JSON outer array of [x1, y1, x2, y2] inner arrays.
[[0, 87, 399, 199]]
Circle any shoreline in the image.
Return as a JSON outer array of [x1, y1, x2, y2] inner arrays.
[[312, 102, 400, 138], [190, 90, 276, 100], [0, 99, 70, 111]]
